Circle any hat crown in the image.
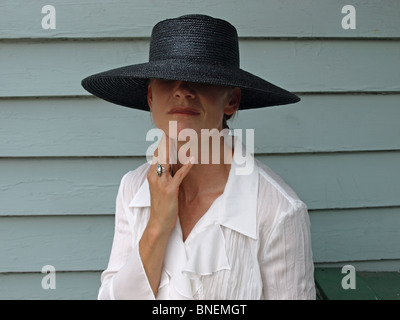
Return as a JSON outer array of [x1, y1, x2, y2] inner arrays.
[[149, 15, 240, 68]]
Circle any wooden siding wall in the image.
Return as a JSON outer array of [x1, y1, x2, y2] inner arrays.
[[1, 0, 399, 299]]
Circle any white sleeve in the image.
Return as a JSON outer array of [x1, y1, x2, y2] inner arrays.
[[98, 174, 155, 300], [259, 200, 316, 300]]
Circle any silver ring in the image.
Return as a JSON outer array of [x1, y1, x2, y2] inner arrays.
[[156, 164, 168, 177]]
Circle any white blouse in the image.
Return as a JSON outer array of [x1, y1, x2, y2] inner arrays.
[[98, 136, 316, 300]]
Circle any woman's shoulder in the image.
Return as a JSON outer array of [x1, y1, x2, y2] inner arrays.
[[254, 158, 308, 219], [254, 158, 310, 243]]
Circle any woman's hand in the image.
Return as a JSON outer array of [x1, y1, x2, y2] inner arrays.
[[147, 133, 194, 234], [140, 133, 194, 296]]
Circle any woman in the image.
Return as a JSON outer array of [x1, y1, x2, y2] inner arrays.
[[82, 14, 315, 300]]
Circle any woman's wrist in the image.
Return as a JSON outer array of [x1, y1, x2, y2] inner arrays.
[[144, 217, 174, 247], [139, 220, 171, 297]]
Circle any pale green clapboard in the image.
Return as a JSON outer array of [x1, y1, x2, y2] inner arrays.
[[0, 0, 399, 299]]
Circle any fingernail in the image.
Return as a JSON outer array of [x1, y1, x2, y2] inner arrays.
[[189, 156, 195, 164]]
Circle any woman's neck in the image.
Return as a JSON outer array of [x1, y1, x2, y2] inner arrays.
[[171, 134, 234, 204]]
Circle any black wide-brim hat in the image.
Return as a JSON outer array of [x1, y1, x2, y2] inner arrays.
[[81, 14, 300, 111]]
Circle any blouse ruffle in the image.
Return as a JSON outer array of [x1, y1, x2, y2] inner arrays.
[[157, 207, 231, 299]]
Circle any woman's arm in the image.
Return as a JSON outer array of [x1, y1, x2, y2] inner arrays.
[[98, 172, 154, 300], [140, 133, 194, 296], [259, 200, 316, 300]]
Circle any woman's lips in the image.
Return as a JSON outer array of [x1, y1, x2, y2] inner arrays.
[[168, 107, 200, 115]]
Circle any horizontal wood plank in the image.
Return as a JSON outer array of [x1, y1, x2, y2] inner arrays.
[[310, 207, 400, 263], [2, 94, 399, 157], [265, 151, 400, 210], [1, 40, 399, 98], [1, 151, 400, 216], [0, 271, 100, 299], [1, 0, 399, 39], [0, 215, 114, 273], [0, 157, 143, 216], [1, 207, 399, 273], [315, 259, 400, 272]]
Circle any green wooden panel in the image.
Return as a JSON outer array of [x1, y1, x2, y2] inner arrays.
[[310, 207, 400, 263], [358, 272, 400, 300], [315, 268, 379, 300], [1, 40, 399, 98], [1, 94, 400, 157], [1, 151, 400, 216], [315, 259, 400, 273], [0, 271, 100, 300], [315, 268, 400, 300], [1, 0, 399, 39], [0, 215, 114, 272]]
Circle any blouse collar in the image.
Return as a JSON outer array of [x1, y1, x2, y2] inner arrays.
[[128, 134, 259, 240]]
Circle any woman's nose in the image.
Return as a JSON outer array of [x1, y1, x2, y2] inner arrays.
[[174, 81, 195, 99]]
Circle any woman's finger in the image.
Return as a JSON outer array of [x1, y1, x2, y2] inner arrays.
[[159, 133, 172, 170], [151, 132, 171, 175], [170, 156, 195, 188]]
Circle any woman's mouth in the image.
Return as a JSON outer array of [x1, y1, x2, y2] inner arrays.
[[168, 107, 200, 116]]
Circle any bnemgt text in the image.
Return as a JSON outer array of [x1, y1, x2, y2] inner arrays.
[[197, 304, 246, 315]]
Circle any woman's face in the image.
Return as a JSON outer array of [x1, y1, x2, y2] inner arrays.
[[147, 79, 240, 138]]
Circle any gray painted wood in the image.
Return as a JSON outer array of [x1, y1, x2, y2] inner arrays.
[[0, 215, 114, 273], [1, 94, 399, 157], [310, 207, 400, 263], [1, 207, 399, 274], [1, 152, 400, 216], [1, 0, 399, 39], [1, 40, 399, 98], [0, 271, 100, 300], [1, 0, 399, 299]]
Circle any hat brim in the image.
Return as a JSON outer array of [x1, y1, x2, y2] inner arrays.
[[81, 60, 300, 111]]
